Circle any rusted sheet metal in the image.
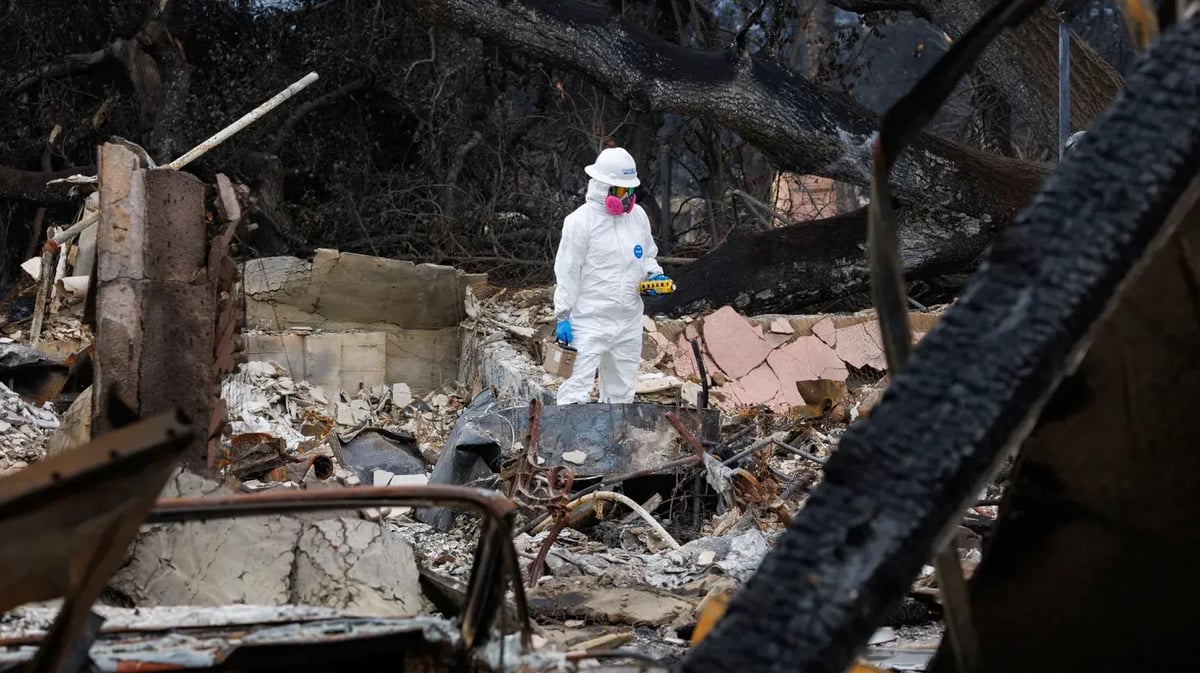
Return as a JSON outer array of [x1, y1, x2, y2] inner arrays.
[[147, 485, 531, 652], [0, 408, 193, 613], [0, 401, 194, 673]]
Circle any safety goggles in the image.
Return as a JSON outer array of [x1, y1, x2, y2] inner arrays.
[[608, 186, 633, 198]]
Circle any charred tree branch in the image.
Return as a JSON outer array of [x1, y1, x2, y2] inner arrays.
[[734, 0, 769, 56], [651, 203, 993, 317], [267, 76, 374, 155], [397, 0, 1049, 223], [10, 47, 115, 93]]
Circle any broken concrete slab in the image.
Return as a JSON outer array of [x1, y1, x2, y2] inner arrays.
[[768, 318, 794, 335], [112, 470, 425, 617], [767, 336, 849, 408], [812, 317, 837, 347], [672, 334, 719, 383], [529, 579, 695, 627], [834, 321, 888, 370], [702, 306, 773, 379], [720, 363, 782, 410], [292, 517, 426, 617], [239, 250, 479, 396]]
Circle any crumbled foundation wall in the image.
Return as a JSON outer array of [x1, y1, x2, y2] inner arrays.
[[111, 470, 427, 617], [241, 250, 485, 395]]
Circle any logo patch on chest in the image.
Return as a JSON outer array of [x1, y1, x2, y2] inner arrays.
[[633, 244, 644, 259]]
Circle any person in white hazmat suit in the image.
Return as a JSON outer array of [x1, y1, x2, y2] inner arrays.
[[552, 147, 672, 405]]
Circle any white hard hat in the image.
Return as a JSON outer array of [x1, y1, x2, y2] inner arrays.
[[584, 147, 640, 188]]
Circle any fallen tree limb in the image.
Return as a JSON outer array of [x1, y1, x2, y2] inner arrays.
[[650, 203, 993, 316]]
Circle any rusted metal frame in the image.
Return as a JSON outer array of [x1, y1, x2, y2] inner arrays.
[[147, 485, 532, 651], [690, 338, 710, 409], [2, 407, 196, 673], [508, 399, 573, 586], [665, 411, 708, 459], [518, 454, 704, 536]]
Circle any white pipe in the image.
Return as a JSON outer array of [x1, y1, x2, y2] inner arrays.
[[50, 71, 320, 246], [533, 490, 681, 550], [165, 71, 318, 171]]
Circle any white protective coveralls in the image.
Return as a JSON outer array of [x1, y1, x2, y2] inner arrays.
[[553, 178, 662, 404]]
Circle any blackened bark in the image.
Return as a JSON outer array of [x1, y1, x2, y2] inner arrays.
[[647, 204, 993, 316]]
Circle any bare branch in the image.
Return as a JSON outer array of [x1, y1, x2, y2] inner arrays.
[[267, 76, 373, 155], [10, 46, 113, 93], [734, 0, 769, 56], [0, 164, 93, 204]]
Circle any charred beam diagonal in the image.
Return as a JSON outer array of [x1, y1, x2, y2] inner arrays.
[[682, 16, 1200, 673], [398, 0, 1048, 222]]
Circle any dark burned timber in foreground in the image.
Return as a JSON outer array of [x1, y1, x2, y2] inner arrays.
[[683, 16, 1200, 673]]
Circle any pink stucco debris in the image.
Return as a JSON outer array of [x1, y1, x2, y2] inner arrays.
[[702, 306, 773, 379], [812, 317, 836, 348], [767, 335, 848, 407], [834, 321, 888, 370], [672, 334, 719, 382], [721, 362, 784, 411]]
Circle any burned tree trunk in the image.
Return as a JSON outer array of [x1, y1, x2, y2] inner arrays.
[[829, 0, 1123, 156], [648, 204, 994, 316]]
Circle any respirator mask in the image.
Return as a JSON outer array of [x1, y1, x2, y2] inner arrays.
[[604, 186, 636, 215]]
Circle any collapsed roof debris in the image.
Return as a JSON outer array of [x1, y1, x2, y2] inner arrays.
[[0, 381, 59, 477]]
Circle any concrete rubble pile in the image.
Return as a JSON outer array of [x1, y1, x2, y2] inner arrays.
[[0, 380, 59, 477]]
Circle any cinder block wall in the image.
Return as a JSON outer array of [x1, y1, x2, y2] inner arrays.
[[240, 250, 485, 395]]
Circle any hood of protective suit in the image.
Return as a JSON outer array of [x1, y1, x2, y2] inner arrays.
[[585, 178, 615, 210], [553, 179, 663, 327]]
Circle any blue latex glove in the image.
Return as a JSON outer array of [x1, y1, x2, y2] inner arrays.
[[555, 320, 572, 344]]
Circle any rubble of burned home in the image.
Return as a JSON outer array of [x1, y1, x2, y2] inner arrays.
[[0, 143, 1003, 672]]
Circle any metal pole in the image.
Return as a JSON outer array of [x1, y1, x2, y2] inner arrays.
[[1058, 19, 1071, 159]]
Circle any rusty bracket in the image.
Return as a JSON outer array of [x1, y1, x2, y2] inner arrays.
[[666, 411, 708, 459], [148, 484, 533, 652], [505, 399, 573, 587]]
